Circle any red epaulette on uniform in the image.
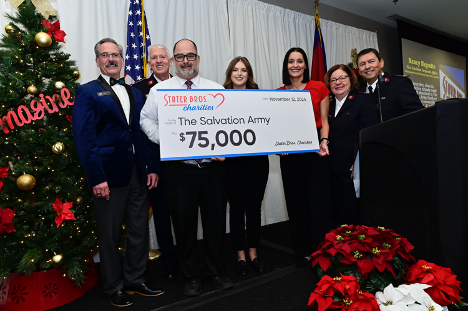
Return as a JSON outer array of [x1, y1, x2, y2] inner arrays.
[[393, 74, 410, 78]]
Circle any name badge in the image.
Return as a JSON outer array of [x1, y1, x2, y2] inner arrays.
[[97, 91, 111, 96]]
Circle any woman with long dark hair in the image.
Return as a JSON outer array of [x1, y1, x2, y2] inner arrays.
[[223, 56, 269, 275], [277, 48, 332, 268]]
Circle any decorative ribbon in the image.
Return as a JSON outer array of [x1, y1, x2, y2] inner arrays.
[[7, 0, 57, 19]]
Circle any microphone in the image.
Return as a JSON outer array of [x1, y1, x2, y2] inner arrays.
[[375, 75, 383, 122]]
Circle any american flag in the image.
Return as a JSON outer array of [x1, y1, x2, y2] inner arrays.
[[124, 0, 152, 84]]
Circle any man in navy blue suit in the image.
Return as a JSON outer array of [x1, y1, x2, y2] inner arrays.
[[73, 38, 164, 308], [357, 48, 423, 122]]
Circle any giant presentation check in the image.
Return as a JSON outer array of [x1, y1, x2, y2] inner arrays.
[[157, 89, 319, 161]]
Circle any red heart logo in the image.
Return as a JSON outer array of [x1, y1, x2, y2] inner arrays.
[[207, 93, 225, 109]]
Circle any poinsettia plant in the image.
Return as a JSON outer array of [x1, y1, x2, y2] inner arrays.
[[308, 274, 380, 311], [311, 224, 415, 294], [405, 260, 468, 309]]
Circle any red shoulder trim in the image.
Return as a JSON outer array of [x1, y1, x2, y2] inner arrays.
[[393, 74, 410, 78]]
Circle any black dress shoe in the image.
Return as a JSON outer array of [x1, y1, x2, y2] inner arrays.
[[184, 279, 202, 297], [236, 260, 248, 276], [125, 283, 164, 296], [212, 276, 233, 290], [162, 265, 178, 281], [108, 289, 132, 307], [296, 257, 312, 268], [250, 257, 265, 273]]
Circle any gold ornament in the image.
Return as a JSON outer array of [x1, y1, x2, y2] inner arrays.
[[27, 85, 38, 95], [17, 174, 36, 191], [4, 24, 14, 35], [35, 32, 52, 48], [72, 70, 81, 81], [76, 196, 83, 205], [51, 253, 63, 268], [54, 81, 65, 91], [52, 142, 65, 154]]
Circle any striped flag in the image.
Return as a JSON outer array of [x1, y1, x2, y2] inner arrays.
[[124, 0, 152, 84], [311, 8, 327, 82]]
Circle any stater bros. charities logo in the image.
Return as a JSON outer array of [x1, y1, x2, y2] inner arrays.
[[164, 93, 225, 111]]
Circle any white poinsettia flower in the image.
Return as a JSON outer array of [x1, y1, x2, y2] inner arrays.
[[393, 284, 442, 311], [375, 284, 413, 311]]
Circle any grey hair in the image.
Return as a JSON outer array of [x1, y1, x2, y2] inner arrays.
[[148, 44, 171, 61], [94, 38, 124, 58]]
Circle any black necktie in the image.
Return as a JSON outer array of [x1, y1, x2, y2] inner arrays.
[[368, 86, 373, 94], [110, 77, 125, 86]]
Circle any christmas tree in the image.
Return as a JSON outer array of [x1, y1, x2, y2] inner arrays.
[[0, 0, 97, 284]]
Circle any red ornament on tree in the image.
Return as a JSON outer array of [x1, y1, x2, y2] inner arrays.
[[42, 20, 66, 43], [0, 207, 15, 234], [0, 167, 9, 191], [52, 198, 76, 228]]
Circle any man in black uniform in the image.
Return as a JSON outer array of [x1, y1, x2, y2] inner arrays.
[[133, 44, 177, 281], [357, 48, 423, 122]]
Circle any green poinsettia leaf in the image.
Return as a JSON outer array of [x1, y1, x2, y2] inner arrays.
[[317, 266, 324, 278], [455, 298, 468, 309], [368, 269, 391, 293]]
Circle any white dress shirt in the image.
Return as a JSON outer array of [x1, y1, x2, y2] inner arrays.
[[334, 93, 349, 117], [140, 74, 224, 164], [101, 74, 131, 123], [367, 79, 378, 94]]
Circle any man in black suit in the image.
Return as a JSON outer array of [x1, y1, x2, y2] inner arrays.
[[73, 38, 164, 307], [133, 44, 178, 281], [357, 48, 423, 122]]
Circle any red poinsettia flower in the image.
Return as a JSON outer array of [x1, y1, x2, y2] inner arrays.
[[52, 198, 76, 228], [345, 291, 380, 311], [0, 166, 9, 191], [0, 207, 15, 234], [405, 259, 461, 306], [309, 275, 373, 311], [42, 20, 66, 43]]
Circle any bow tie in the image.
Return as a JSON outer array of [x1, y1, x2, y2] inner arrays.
[[110, 78, 125, 86]]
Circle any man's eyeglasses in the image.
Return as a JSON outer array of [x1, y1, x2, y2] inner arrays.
[[329, 75, 348, 84], [98, 52, 121, 59], [174, 53, 197, 62]]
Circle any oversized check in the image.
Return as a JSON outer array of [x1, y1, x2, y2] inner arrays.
[[157, 89, 319, 161]]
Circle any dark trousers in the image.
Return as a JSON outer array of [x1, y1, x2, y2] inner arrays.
[[147, 176, 177, 267], [330, 173, 359, 225], [162, 161, 228, 279], [280, 153, 332, 258], [227, 155, 269, 251], [93, 164, 148, 295]]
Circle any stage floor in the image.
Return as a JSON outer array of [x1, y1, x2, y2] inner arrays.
[[51, 220, 321, 311]]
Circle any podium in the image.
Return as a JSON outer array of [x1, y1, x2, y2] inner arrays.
[[359, 98, 468, 293]]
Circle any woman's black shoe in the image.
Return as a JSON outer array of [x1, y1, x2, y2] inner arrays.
[[250, 257, 264, 273], [236, 260, 248, 276]]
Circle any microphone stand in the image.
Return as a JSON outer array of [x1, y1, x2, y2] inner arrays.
[[375, 75, 383, 123]]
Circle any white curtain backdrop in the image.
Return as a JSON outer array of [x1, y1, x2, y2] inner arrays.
[[0, 0, 379, 240]]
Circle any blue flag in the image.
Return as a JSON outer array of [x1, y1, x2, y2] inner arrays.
[[124, 0, 151, 84]]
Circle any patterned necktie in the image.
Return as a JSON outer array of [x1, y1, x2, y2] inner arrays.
[[185, 80, 193, 89], [368, 85, 373, 94], [110, 77, 125, 86], [184, 80, 202, 164]]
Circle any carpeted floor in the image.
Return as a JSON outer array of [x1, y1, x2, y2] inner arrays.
[[51, 221, 320, 311]]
